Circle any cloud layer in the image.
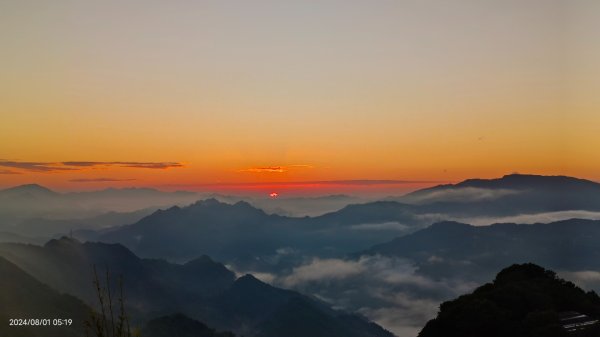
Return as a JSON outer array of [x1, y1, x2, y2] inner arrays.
[[0, 169, 21, 175], [403, 187, 519, 204], [453, 210, 600, 226], [266, 255, 478, 337]]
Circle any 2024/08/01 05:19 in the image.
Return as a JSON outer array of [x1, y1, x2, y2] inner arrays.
[[9, 318, 73, 326]]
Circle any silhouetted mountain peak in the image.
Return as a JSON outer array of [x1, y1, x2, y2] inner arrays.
[[233, 200, 256, 209], [236, 273, 262, 285], [1, 183, 59, 196], [182, 255, 235, 280], [228, 273, 281, 296], [44, 236, 82, 249], [182, 198, 268, 218], [190, 198, 263, 211], [429, 221, 472, 230], [184, 254, 216, 266], [192, 198, 224, 207], [146, 205, 181, 217], [457, 173, 599, 190]]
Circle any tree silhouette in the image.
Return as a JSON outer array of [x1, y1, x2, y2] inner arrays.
[[85, 265, 138, 337]]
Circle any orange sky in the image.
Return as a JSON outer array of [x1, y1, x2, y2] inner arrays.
[[1, 1, 598, 194]]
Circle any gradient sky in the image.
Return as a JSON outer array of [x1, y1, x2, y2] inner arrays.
[[0, 0, 598, 194]]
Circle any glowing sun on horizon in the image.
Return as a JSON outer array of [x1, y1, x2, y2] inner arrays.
[[269, 192, 279, 198]]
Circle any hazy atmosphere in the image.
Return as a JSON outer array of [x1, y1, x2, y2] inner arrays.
[[1, 1, 599, 337], [2, 0, 598, 195]]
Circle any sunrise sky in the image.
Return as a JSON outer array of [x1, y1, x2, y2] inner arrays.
[[1, 0, 598, 194]]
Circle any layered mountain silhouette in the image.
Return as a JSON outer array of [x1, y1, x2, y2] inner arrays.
[[0, 238, 393, 337], [4, 174, 600, 254], [419, 263, 600, 337], [0, 256, 89, 337], [14, 207, 160, 238], [361, 219, 600, 282], [396, 174, 600, 216], [94, 198, 418, 270], [0, 184, 200, 229], [89, 174, 600, 270]]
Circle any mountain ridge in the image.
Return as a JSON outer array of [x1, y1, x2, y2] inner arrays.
[[0, 238, 394, 337]]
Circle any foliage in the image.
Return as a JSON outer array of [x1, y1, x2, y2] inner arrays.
[[85, 266, 138, 337], [419, 263, 600, 337]]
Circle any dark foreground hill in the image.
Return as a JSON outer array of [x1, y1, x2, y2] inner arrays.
[[419, 263, 600, 337], [141, 313, 235, 337], [0, 257, 89, 337], [0, 238, 393, 337]]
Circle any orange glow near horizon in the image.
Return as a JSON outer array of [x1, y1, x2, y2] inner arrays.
[[1, 1, 599, 193]]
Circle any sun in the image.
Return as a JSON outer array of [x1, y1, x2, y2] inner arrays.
[[269, 192, 279, 198]]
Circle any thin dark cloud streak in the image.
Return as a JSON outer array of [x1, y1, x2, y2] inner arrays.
[[62, 161, 183, 169], [0, 161, 78, 172], [69, 178, 137, 183], [0, 160, 184, 173], [61, 161, 100, 167], [168, 179, 448, 188], [0, 169, 21, 174], [115, 162, 183, 169], [237, 164, 314, 173]]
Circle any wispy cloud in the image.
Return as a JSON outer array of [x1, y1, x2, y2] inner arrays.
[[69, 178, 137, 183], [185, 179, 442, 188], [237, 164, 314, 173], [0, 169, 21, 175], [402, 187, 519, 204], [116, 162, 183, 169], [271, 255, 477, 337], [61, 161, 103, 167], [308, 180, 439, 186], [0, 161, 78, 172], [454, 210, 600, 226], [61, 161, 184, 169], [350, 221, 410, 231], [0, 160, 184, 173]]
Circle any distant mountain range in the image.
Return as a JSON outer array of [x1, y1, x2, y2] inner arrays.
[[394, 174, 600, 216], [3, 174, 600, 336], [5, 173, 599, 224], [0, 184, 201, 228], [94, 198, 420, 270], [14, 207, 160, 238], [360, 218, 600, 282], [0, 238, 393, 337], [418, 263, 600, 337], [81, 175, 600, 271]]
